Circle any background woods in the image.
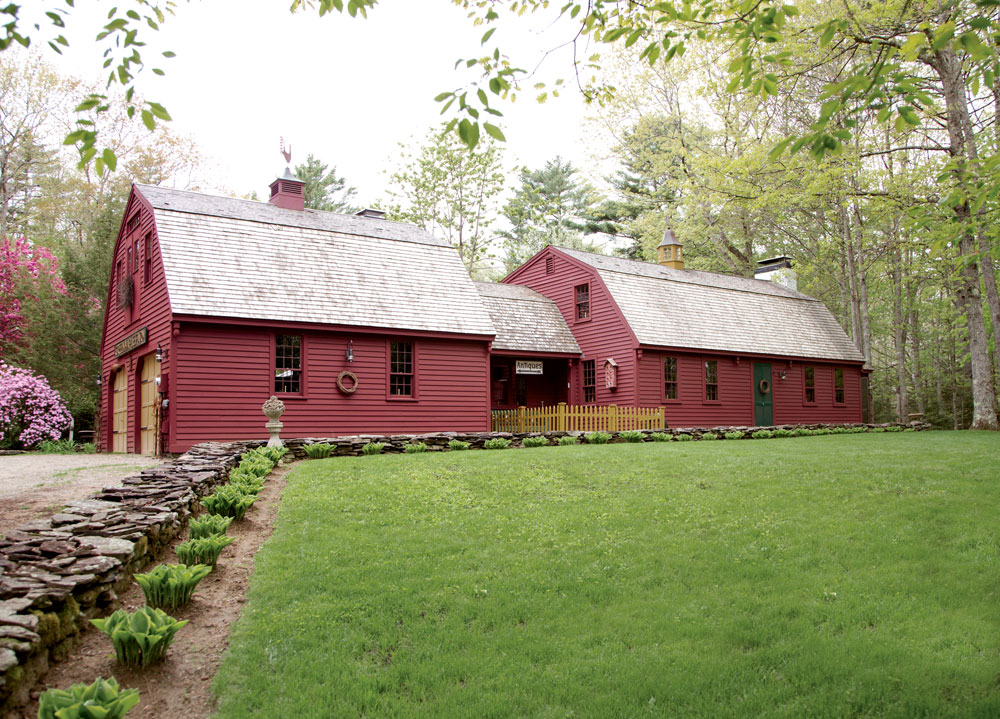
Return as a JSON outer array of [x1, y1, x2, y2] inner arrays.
[[4, 0, 1000, 435]]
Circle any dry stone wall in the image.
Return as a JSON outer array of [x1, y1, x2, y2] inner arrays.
[[0, 440, 264, 717]]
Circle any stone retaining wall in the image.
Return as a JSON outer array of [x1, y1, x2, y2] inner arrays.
[[0, 440, 264, 718], [0, 422, 924, 715]]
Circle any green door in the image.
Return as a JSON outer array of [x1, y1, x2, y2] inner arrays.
[[754, 363, 773, 426]]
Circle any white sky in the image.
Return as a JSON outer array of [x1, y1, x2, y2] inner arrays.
[[35, 0, 609, 207]]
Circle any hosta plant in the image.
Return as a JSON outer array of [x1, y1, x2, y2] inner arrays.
[[244, 446, 286, 464], [227, 471, 265, 495], [176, 535, 234, 567], [886, 425, 903, 432], [619, 430, 644, 443], [404, 442, 428, 453], [304, 442, 333, 458], [751, 429, 773, 439], [772, 428, 794, 438], [792, 428, 812, 437], [362, 442, 385, 455], [649, 432, 672, 442], [236, 457, 273, 478], [831, 427, 849, 434], [701, 432, 718, 440], [91, 607, 187, 668], [557, 435, 577, 446], [37, 677, 140, 719], [483, 437, 511, 450], [724, 431, 744, 440], [189, 514, 232, 538], [522, 436, 548, 448], [674, 433, 693, 442], [448, 439, 470, 451], [584, 432, 611, 445], [201, 484, 257, 520], [135, 563, 211, 609]]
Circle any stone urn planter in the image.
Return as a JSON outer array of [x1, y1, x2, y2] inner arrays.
[[262, 395, 286, 448]]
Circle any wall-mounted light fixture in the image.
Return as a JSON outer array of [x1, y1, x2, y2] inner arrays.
[[96, 374, 103, 387], [155, 343, 168, 362], [154, 376, 161, 387], [346, 340, 354, 363], [778, 370, 787, 381]]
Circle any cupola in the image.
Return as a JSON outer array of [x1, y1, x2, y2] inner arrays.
[[657, 228, 684, 270], [268, 167, 305, 211]]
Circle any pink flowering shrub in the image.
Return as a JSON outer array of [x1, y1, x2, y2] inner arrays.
[[0, 237, 66, 356], [0, 363, 72, 449]]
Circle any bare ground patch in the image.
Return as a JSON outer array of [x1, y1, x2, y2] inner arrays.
[[16, 464, 291, 719]]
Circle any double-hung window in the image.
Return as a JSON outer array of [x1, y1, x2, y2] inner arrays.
[[704, 360, 719, 401], [582, 359, 596, 403], [664, 356, 678, 400], [834, 368, 845, 404], [275, 335, 302, 394], [803, 366, 816, 404], [389, 341, 414, 397], [575, 284, 590, 320]]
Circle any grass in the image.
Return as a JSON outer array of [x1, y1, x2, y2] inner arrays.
[[213, 432, 1000, 718]]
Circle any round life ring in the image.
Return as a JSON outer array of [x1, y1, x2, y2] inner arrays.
[[758, 379, 771, 395], [337, 370, 358, 395]]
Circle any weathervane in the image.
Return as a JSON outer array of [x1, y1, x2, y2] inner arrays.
[[280, 136, 292, 165]]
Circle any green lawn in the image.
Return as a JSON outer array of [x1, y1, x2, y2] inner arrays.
[[213, 432, 1000, 718]]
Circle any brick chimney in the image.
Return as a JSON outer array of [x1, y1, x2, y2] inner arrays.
[[269, 167, 305, 211], [657, 228, 684, 270]]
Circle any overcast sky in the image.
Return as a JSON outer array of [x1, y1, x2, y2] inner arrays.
[[35, 0, 608, 206]]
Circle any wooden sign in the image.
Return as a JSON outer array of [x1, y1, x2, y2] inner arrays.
[[114, 326, 148, 358], [515, 360, 543, 375]]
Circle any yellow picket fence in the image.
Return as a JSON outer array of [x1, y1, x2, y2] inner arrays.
[[491, 403, 666, 434]]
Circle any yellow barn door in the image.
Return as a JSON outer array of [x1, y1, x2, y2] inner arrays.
[[140, 354, 161, 454], [112, 368, 128, 453]]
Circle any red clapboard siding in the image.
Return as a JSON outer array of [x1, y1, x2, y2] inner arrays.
[[772, 362, 863, 424], [99, 188, 173, 452], [168, 324, 490, 452], [504, 248, 637, 406]]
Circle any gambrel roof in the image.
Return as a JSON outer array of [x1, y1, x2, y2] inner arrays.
[[475, 282, 581, 355], [136, 185, 495, 337], [555, 247, 864, 363]]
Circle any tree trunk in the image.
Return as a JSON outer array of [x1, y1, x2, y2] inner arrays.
[[930, 47, 999, 429], [891, 243, 908, 422]]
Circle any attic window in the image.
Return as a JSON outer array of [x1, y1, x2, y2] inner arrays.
[[575, 284, 590, 320], [126, 212, 140, 234], [143, 233, 152, 284], [545, 256, 554, 274]]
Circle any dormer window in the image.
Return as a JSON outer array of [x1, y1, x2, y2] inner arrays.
[[575, 284, 590, 320]]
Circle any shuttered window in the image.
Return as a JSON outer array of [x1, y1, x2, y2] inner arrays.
[[704, 360, 719, 401], [664, 356, 678, 400], [275, 335, 302, 394], [389, 341, 414, 397], [583, 359, 596, 403]]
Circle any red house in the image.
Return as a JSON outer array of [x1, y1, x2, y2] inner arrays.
[[501, 238, 869, 427], [99, 173, 495, 454]]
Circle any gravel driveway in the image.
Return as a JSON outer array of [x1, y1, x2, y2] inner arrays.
[[0, 453, 160, 536]]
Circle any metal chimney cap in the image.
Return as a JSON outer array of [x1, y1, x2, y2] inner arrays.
[[658, 228, 682, 247]]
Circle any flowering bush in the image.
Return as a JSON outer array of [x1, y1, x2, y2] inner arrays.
[[0, 363, 72, 449], [0, 237, 66, 355]]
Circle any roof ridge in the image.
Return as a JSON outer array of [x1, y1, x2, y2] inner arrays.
[[555, 246, 814, 301]]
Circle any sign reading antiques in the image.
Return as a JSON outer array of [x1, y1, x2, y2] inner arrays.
[[515, 360, 544, 375], [114, 326, 148, 358]]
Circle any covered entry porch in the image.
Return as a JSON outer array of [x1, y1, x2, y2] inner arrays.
[[490, 355, 572, 410]]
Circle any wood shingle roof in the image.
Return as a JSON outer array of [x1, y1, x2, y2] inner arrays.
[[556, 247, 864, 363], [475, 282, 581, 355], [138, 185, 495, 337]]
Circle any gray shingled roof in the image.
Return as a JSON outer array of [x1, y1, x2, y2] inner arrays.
[[139, 185, 495, 336], [475, 282, 581, 354], [556, 247, 864, 362]]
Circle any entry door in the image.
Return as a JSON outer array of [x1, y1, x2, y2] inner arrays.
[[112, 368, 128, 452], [753, 363, 774, 426], [139, 354, 161, 454]]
